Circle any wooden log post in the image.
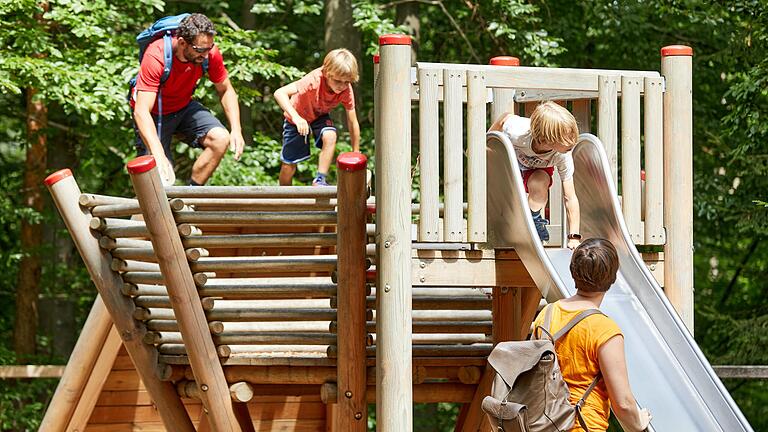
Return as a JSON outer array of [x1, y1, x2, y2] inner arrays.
[[376, 34, 413, 432], [661, 45, 694, 332], [38, 296, 112, 431], [333, 152, 369, 431], [489, 56, 519, 121], [43, 169, 194, 432], [127, 157, 242, 432]]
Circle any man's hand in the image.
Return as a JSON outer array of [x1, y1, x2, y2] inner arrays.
[[156, 156, 176, 186], [229, 129, 245, 161], [567, 238, 581, 250], [294, 117, 309, 136]]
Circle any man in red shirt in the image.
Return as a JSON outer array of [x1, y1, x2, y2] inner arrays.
[[131, 13, 244, 185]]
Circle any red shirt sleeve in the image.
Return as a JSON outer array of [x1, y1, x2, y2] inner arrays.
[[206, 46, 228, 84], [342, 86, 355, 110], [135, 41, 163, 93]]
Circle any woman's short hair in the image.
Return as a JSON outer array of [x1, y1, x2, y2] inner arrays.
[[323, 48, 360, 83], [178, 13, 216, 43], [570, 238, 619, 292], [530, 101, 579, 150]]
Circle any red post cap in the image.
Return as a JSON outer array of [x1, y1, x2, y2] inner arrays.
[[373, 53, 380, 64], [337, 152, 368, 171], [379, 34, 412, 46], [44, 169, 73, 186], [661, 45, 693, 57], [489, 56, 520, 66], [640, 170, 646, 181], [127, 155, 157, 174]]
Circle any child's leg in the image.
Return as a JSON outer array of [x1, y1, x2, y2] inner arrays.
[[317, 129, 338, 176], [280, 119, 311, 186], [279, 162, 297, 186], [526, 170, 551, 212]]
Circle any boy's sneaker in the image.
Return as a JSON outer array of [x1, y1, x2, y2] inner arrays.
[[532, 213, 550, 242], [312, 177, 330, 187]]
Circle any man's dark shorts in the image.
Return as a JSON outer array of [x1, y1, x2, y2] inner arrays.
[[134, 101, 225, 162], [281, 114, 336, 164]]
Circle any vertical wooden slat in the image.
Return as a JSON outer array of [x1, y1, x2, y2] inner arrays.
[[621, 76, 643, 243], [598, 76, 619, 187], [572, 100, 591, 133], [524, 102, 538, 117], [418, 68, 440, 242], [466, 70, 487, 243], [644, 77, 665, 245], [549, 170, 564, 246], [443, 69, 465, 242]]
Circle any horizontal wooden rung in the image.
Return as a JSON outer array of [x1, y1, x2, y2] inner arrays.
[[177, 197, 337, 211], [173, 210, 337, 226], [190, 255, 337, 273], [183, 233, 337, 249], [165, 185, 337, 199], [206, 308, 340, 322]]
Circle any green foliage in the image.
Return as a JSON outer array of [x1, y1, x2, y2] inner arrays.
[[1, 0, 768, 429]]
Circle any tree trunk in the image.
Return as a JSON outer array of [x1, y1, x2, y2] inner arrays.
[[239, 0, 256, 147], [396, 1, 420, 63], [325, 0, 362, 113], [14, 88, 48, 360], [324, 0, 361, 60]]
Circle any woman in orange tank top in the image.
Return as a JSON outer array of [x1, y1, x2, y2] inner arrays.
[[532, 238, 652, 432]]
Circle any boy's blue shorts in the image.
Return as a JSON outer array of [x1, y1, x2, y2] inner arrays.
[[281, 114, 336, 164]]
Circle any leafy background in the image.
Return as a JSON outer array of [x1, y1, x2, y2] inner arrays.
[[1, 0, 767, 430]]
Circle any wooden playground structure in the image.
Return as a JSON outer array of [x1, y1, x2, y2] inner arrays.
[[40, 36, 692, 431]]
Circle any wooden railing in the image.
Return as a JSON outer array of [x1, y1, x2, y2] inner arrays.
[[401, 62, 667, 246]]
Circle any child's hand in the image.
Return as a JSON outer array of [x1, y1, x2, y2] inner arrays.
[[567, 238, 581, 250], [295, 117, 309, 136]]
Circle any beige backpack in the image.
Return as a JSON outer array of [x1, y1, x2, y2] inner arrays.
[[482, 306, 603, 432]]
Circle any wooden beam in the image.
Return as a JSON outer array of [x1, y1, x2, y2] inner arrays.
[[45, 171, 194, 431], [128, 158, 242, 432], [335, 153, 369, 432], [65, 325, 123, 432], [0, 365, 65, 379], [713, 366, 768, 379]]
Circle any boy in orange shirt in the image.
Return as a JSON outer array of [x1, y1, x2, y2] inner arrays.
[[273, 48, 361, 186]]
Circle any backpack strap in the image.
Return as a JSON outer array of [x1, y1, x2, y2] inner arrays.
[[160, 32, 174, 84], [573, 372, 603, 432], [552, 309, 603, 342]]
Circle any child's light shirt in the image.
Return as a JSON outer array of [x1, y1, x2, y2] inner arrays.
[[502, 114, 575, 180], [285, 68, 355, 124], [532, 302, 623, 432]]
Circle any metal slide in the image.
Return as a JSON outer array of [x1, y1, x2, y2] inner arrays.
[[486, 131, 753, 432]]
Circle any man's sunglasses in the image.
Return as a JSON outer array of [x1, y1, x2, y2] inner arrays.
[[185, 41, 215, 54]]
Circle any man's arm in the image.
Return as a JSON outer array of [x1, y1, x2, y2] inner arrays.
[[214, 78, 244, 160], [133, 90, 175, 184], [562, 177, 581, 249], [273, 82, 309, 135], [346, 108, 360, 153]]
